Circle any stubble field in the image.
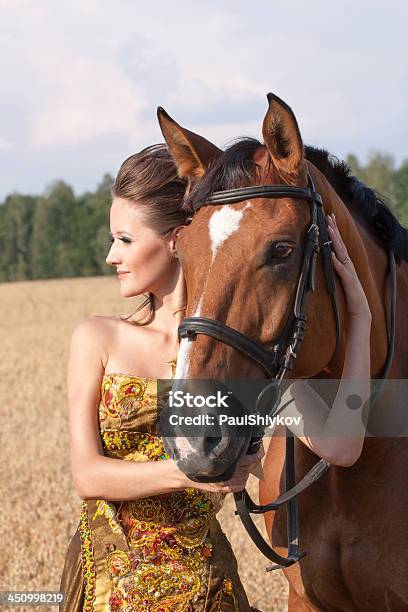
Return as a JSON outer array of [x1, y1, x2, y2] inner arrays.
[[0, 275, 288, 611]]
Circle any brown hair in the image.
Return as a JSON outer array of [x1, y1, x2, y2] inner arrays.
[[111, 144, 189, 325]]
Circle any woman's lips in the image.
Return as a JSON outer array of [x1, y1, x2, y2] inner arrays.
[[118, 271, 130, 279]]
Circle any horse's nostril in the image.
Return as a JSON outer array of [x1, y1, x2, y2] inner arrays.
[[203, 419, 223, 456], [204, 436, 222, 454]]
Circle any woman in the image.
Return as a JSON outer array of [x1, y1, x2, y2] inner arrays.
[[59, 144, 262, 612]]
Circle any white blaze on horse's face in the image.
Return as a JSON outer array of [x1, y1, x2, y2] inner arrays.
[[209, 203, 251, 262], [175, 203, 250, 380]]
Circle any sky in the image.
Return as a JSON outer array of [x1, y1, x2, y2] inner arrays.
[[1, 0, 407, 200]]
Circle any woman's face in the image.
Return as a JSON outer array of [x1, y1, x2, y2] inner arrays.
[[106, 197, 176, 298]]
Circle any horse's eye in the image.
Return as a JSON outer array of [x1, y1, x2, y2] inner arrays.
[[263, 242, 294, 265]]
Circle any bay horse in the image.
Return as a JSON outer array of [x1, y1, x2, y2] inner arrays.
[[157, 93, 408, 611]]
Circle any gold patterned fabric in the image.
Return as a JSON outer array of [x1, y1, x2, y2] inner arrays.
[[60, 361, 257, 611]]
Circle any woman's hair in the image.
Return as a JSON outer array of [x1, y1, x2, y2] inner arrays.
[[111, 144, 189, 325]]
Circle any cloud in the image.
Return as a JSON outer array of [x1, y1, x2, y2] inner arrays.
[[30, 56, 146, 148], [0, 0, 407, 198]]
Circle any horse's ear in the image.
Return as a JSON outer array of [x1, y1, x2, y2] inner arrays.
[[262, 93, 307, 185], [157, 107, 222, 181]]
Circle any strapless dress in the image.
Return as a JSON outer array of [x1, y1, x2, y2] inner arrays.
[[59, 359, 257, 611]]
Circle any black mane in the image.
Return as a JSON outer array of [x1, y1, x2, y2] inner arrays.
[[184, 139, 408, 265], [304, 145, 408, 264]]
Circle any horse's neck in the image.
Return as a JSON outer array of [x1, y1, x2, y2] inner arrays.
[[357, 218, 408, 379], [324, 212, 405, 380]]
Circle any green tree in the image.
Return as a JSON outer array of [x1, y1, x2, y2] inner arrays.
[[0, 194, 36, 281], [346, 151, 406, 224], [362, 151, 397, 209], [346, 153, 362, 178], [77, 174, 114, 276], [395, 160, 408, 227], [31, 181, 77, 279]]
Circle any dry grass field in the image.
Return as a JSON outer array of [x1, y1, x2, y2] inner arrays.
[[0, 275, 288, 611]]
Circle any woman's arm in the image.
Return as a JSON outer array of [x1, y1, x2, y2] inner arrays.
[[78, 456, 188, 501], [276, 313, 371, 467], [268, 213, 372, 467], [81, 452, 262, 500], [67, 317, 188, 500]]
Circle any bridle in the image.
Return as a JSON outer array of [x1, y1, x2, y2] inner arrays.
[[180, 174, 341, 379], [177, 172, 397, 571]]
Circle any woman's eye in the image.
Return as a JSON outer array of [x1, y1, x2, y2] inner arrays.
[[109, 236, 132, 245], [264, 243, 293, 264]]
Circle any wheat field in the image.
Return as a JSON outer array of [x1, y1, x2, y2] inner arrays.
[[0, 275, 288, 611]]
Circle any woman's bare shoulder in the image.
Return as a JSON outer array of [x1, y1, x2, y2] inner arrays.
[[74, 315, 153, 368], [71, 314, 120, 338], [70, 315, 124, 368]]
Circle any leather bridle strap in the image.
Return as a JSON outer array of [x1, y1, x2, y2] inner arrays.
[[236, 457, 331, 514], [196, 185, 322, 207], [370, 251, 397, 406], [233, 435, 306, 567], [234, 452, 331, 568], [180, 318, 279, 378]]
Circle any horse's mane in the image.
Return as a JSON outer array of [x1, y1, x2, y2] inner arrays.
[[304, 145, 408, 264], [183, 138, 408, 265]]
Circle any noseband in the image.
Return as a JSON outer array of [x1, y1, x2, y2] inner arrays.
[[176, 172, 397, 571]]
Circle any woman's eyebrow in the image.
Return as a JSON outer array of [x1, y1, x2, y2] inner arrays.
[[109, 230, 133, 237]]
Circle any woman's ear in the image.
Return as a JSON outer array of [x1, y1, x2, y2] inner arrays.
[[157, 107, 222, 183], [167, 225, 185, 257]]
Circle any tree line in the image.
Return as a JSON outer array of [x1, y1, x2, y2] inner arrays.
[[0, 174, 114, 282], [1, 152, 407, 282]]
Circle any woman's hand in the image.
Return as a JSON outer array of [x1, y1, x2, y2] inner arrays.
[[181, 449, 264, 494], [326, 213, 372, 321]]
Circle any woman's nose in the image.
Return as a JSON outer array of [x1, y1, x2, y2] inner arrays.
[[106, 244, 121, 266]]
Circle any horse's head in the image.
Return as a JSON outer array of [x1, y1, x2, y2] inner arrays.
[[157, 93, 349, 480]]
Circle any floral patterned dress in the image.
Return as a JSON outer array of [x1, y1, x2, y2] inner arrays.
[[59, 360, 256, 611]]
